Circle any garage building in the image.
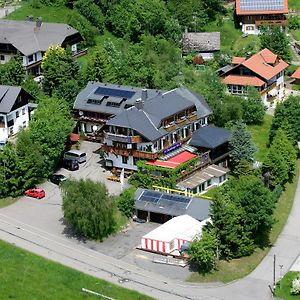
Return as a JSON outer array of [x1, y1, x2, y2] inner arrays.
[[135, 188, 211, 223]]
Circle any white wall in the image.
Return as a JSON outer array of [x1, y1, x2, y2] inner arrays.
[[106, 153, 138, 171], [5, 104, 30, 140], [242, 24, 260, 35], [22, 51, 43, 67]]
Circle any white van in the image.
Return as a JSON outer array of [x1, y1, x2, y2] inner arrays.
[[63, 150, 86, 163]]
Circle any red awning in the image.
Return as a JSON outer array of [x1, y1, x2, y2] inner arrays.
[[146, 151, 197, 169]]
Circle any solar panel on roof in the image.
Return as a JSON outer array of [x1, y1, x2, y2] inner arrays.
[[161, 193, 190, 204], [240, 0, 284, 11], [138, 190, 161, 203], [94, 86, 136, 99]]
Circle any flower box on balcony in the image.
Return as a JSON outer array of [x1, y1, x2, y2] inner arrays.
[[164, 123, 176, 132], [187, 113, 197, 122]]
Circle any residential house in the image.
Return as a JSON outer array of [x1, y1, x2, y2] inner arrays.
[[291, 67, 300, 85], [102, 87, 212, 171], [0, 19, 83, 75], [236, 0, 288, 35], [220, 48, 289, 107], [73, 81, 160, 136], [0, 85, 36, 142], [181, 32, 220, 60]]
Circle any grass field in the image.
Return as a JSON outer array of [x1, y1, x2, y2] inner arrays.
[[188, 160, 300, 283], [248, 114, 273, 162], [7, 3, 72, 23], [0, 239, 153, 300], [289, 0, 300, 10], [0, 197, 18, 208], [275, 271, 300, 299]]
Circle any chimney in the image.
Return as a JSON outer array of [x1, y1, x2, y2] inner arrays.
[[141, 89, 148, 102], [36, 17, 42, 28], [135, 99, 144, 110]]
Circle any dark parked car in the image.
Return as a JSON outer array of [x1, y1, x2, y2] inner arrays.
[[49, 174, 67, 185], [62, 158, 79, 171], [24, 188, 45, 199]]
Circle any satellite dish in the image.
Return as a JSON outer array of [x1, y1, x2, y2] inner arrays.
[[239, 22, 242, 26], [92, 125, 97, 132], [79, 111, 83, 116]]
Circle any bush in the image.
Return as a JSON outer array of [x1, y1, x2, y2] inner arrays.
[[116, 187, 136, 218], [62, 179, 116, 241], [291, 276, 300, 295]]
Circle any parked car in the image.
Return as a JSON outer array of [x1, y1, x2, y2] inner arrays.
[[62, 158, 79, 171], [63, 150, 86, 163], [24, 188, 45, 199], [49, 174, 67, 185]]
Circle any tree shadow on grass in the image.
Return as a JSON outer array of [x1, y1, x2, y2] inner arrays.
[[60, 217, 87, 243]]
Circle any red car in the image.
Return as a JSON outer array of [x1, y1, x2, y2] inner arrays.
[[24, 188, 45, 199]]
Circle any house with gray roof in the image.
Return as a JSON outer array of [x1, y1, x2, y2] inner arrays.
[[0, 85, 36, 142], [73, 81, 161, 135], [0, 19, 83, 75], [102, 86, 212, 171], [182, 31, 220, 60]]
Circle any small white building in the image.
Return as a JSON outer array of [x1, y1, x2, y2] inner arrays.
[[141, 215, 210, 254], [0, 86, 35, 142]]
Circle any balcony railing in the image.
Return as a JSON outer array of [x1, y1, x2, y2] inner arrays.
[[261, 82, 277, 96], [176, 117, 187, 126], [102, 144, 158, 160], [187, 113, 197, 122], [255, 19, 287, 26], [105, 132, 141, 143], [164, 123, 176, 132]]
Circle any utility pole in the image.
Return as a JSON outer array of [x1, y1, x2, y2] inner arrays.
[[273, 254, 276, 290]]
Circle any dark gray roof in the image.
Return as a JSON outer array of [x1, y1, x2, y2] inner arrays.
[[106, 87, 212, 141], [190, 125, 231, 149], [216, 65, 234, 76], [0, 85, 22, 113], [135, 188, 211, 221], [74, 81, 161, 116], [0, 20, 81, 56], [182, 32, 220, 55]]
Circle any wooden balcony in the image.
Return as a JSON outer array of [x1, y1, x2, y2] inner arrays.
[[105, 132, 141, 143], [255, 19, 287, 26], [132, 150, 158, 160], [164, 123, 176, 132], [187, 113, 197, 122], [261, 82, 277, 96], [102, 144, 158, 160], [176, 118, 187, 127]]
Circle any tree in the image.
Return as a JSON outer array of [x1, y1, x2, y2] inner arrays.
[[229, 121, 256, 167], [259, 26, 291, 62], [263, 129, 297, 188], [41, 45, 79, 96], [0, 54, 26, 86], [62, 179, 116, 240], [54, 79, 80, 108], [116, 187, 136, 218], [27, 97, 74, 176], [85, 46, 116, 83], [188, 228, 219, 273], [74, 0, 105, 32], [242, 87, 266, 125], [269, 96, 300, 144], [221, 175, 275, 246], [211, 194, 254, 258]]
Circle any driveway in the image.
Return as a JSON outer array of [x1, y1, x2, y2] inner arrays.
[[1, 143, 300, 299]]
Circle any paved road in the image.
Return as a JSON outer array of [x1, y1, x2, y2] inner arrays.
[[1, 149, 300, 299]]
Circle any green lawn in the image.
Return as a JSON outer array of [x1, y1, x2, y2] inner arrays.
[[7, 3, 72, 23], [275, 272, 300, 299], [289, 0, 300, 10], [0, 197, 17, 208], [0, 239, 153, 300], [291, 29, 300, 41], [188, 160, 300, 283], [248, 114, 273, 162]]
